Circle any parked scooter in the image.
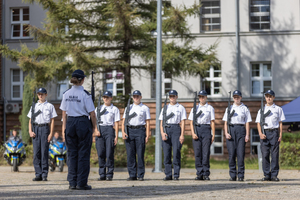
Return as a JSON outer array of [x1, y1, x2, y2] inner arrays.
[[49, 137, 67, 172], [3, 131, 27, 172]]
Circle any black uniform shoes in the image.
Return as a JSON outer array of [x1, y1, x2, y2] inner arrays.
[[32, 177, 42, 181], [163, 176, 172, 181], [77, 185, 92, 190]]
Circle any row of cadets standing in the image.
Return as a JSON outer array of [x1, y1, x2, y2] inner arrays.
[[122, 90, 151, 181], [159, 90, 186, 180], [94, 91, 120, 181]]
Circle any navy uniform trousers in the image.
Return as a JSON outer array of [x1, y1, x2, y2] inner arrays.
[[260, 129, 280, 178], [226, 125, 246, 178], [95, 126, 115, 178], [162, 124, 182, 178], [125, 126, 146, 178], [192, 124, 212, 177], [65, 116, 92, 187], [32, 125, 50, 178]]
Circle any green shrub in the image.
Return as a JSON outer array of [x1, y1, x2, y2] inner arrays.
[[280, 141, 300, 168], [282, 132, 300, 143]]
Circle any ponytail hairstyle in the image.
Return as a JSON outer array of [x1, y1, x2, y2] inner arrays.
[[70, 77, 83, 85]]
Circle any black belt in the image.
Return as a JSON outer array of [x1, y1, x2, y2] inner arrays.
[[68, 116, 88, 118], [195, 124, 210, 127], [264, 128, 278, 131], [128, 125, 145, 129], [33, 123, 48, 127], [230, 124, 244, 127]]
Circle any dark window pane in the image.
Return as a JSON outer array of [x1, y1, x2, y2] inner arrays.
[[12, 25, 21, 37], [215, 136, 222, 142], [212, 8, 220, 14], [214, 71, 221, 77], [261, 16, 270, 22], [261, 23, 270, 29], [261, 6, 270, 12], [13, 86, 20, 98], [252, 64, 260, 76], [13, 70, 20, 82], [23, 8, 30, 21], [250, 7, 260, 12], [251, 16, 260, 22], [263, 81, 271, 91], [214, 147, 222, 154], [202, 2, 211, 7], [12, 9, 20, 21], [23, 24, 29, 37], [212, 25, 220, 31], [165, 72, 172, 79], [214, 82, 221, 87], [214, 88, 220, 94], [211, 1, 220, 6], [202, 8, 211, 14], [215, 129, 222, 136], [251, 0, 270, 5], [212, 18, 220, 23], [251, 146, 258, 155], [202, 18, 210, 24], [204, 81, 211, 95], [116, 83, 123, 89], [250, 23, 260, 30], [202, 25, 211, 31]]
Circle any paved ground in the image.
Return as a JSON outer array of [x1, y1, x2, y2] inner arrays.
[[0, 166, 299, 200]]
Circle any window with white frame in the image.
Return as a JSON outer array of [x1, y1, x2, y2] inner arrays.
[[151, 71, 172, 98], [251, 63, 272, 96], [211, 129, 223, 155], [105, 70, 124, 96], [251, 128, 260, 155], [57, 80, 70, 100], [11, 69, 25, 100], [250, 0, 270, 30], [200, 0, 221, 32], [203, 66, 221, 96], [11, 8, 30, 39]]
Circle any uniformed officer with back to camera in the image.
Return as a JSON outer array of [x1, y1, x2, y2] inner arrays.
[[222, 90, 251, 181], [188, 90, 215, 181], [255, 90, 285, 182], [60, 69, 99, 190], [122, 90, 151, 181], [94, 91, 120, 181], [28, 87, 57, 181], [159, 90, 187, 181]]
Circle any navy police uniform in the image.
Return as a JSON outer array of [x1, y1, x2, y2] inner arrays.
[[60, 69, 95, 188], [95, 91, 120, 180], [27, 87, 57, 180], [255, 90, 285, 180], [188, 90, 215, 179], [222, 90, 252, 180], [159, 90, 187, 179], [123, 90, 151, 179]]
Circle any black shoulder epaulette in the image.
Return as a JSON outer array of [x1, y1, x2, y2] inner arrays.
[[63, 89, 70, 94], [84, 90, 91, 95], [244, 105, 248, 109]]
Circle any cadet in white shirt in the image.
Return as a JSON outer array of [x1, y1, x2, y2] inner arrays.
[[28, 87, 57, 182], [159, 90, 187, 181], [188, 90, 215, 181], [94, 91, 120, 181], [122, 90, 151, 181], [255, 90, 285, 182], [60, 69, 99, 190], [222, 90, 251, 181]]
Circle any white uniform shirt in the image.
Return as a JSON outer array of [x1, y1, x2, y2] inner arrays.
[[255, 103, 286, 129], [188, 103, 215, 124], [159, 103, 187, 124], [222, 103, 252, 124], [95, 104, 120, 126], [122, 103, 151, 126], [27, 101, 57, 124], [60, 85, 95, 116]]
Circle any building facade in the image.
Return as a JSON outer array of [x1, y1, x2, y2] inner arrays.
[[2, 0, 300, 158]]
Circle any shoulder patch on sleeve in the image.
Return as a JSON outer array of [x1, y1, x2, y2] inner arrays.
[[63, 88, 70, 94], [84, 90, 91, 95]]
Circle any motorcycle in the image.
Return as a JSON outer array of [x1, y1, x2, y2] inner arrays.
[[3, 134, 27, 172], [49, 138, 67, 172]]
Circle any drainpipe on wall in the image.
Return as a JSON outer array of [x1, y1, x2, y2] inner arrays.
[[2, 0, 6, 142], [236, 0, 240, 91]]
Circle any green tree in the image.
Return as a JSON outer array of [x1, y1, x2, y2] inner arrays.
[[19, 76, 34, 144], [0, 0, 219, 95]]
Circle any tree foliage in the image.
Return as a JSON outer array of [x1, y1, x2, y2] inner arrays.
[[0, 0, 219, 95]]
